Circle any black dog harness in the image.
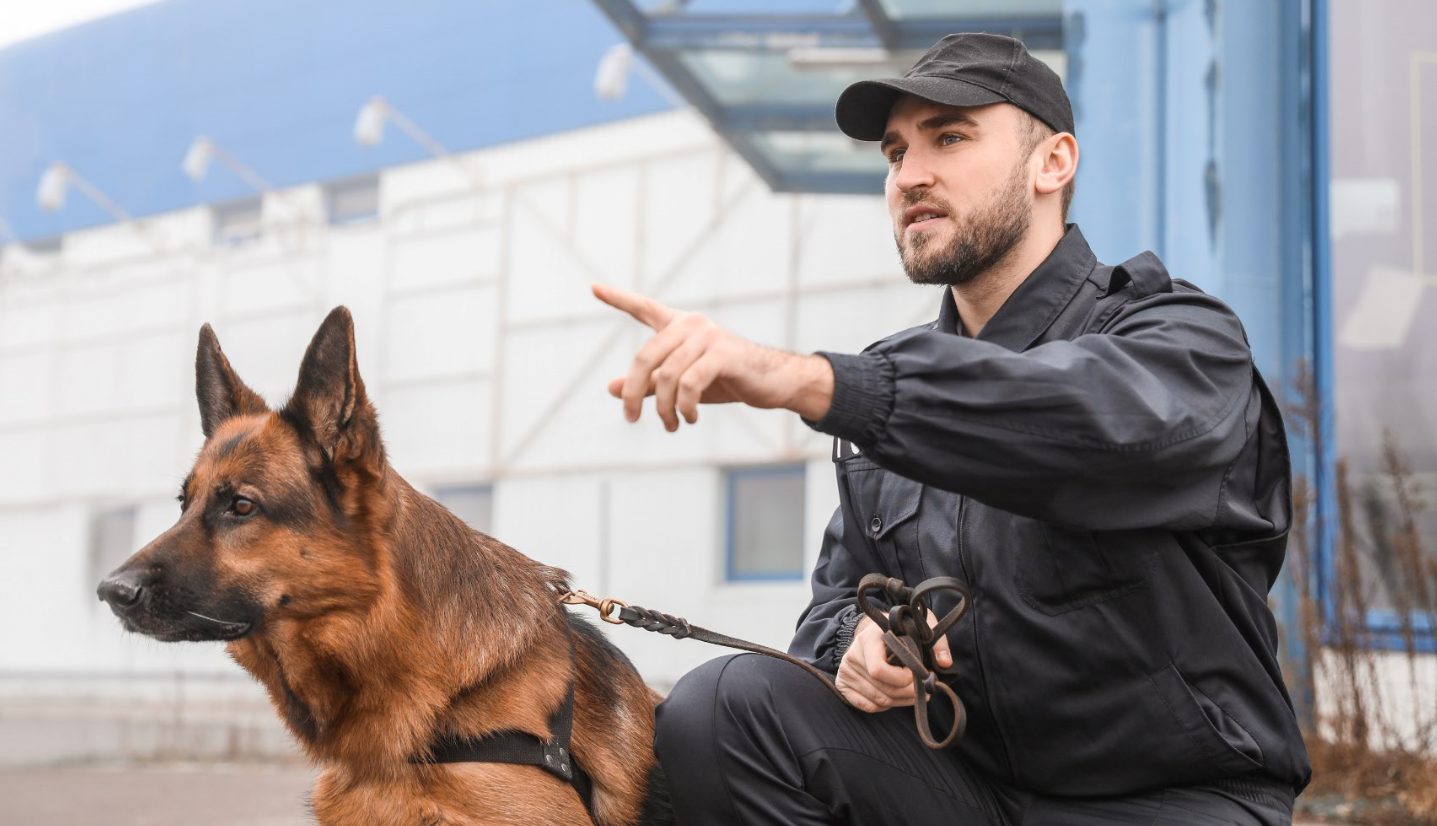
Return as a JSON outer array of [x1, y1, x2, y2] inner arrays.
[[412, 682, 595, 818]]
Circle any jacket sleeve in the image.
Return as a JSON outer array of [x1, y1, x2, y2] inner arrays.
[[788, 506, 864, 673], [810, 289, 1258, 532]]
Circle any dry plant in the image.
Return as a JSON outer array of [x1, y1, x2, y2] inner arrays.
[[1284, 363, 1437, 825]]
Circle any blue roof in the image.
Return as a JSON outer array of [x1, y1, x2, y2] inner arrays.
[[0, 0, 675, 242]]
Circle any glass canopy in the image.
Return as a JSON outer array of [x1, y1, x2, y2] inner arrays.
[[593, 0, 1065, 193]]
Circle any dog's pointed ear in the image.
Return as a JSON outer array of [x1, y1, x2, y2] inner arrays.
[[196, 324, 268, 438], [285, 306, 381, 466]]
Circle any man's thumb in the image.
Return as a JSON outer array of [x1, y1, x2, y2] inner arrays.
[[932, 634, 952, 667]]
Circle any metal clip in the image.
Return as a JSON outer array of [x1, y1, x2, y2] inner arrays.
[[558, 589, 628, 625]]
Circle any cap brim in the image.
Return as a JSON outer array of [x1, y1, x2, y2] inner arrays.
[[835, 77, 1007, 141]]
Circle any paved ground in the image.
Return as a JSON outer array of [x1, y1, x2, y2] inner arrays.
[[0, 762, 1341, 825], [0, 763, 316, 826]]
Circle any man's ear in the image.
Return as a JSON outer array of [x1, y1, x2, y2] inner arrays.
[[196, 324, 268, 438], [1034, 132, 1078, 198], [284, 306, 382, 468]]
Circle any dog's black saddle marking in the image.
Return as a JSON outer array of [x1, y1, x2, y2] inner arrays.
[[414, 683, 595, 819]]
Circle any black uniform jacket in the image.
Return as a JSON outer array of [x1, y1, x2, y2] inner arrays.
[[791, 226, 1310, 797]]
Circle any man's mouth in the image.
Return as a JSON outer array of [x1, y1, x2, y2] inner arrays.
[[903, 205, 949, 232]]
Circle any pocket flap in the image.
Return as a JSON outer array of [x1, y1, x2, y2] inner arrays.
[[871, 474, 921, 539]]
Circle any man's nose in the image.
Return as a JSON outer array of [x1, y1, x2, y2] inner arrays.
[[97, 569, 148, 610], [892, 151, 936, 194]]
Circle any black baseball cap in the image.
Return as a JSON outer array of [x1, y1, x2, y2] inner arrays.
[[836, 33, 1074, 141]]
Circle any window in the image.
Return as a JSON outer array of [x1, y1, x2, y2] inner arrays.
[[433, 484, 494, 534], [725, 465, 806, 581], [1, 235, 62, 266], [24, 236, 62, 255], [325, 175, 380, 226], [1327, 0, 1437, 643], [89, 507, 136, 592], [211, 197, 263, 246]]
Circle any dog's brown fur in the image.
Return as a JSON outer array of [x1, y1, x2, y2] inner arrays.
[[98, 308, 667, 825]]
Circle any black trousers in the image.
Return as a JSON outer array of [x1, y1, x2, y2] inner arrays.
[[654, 654, 1295, 826]]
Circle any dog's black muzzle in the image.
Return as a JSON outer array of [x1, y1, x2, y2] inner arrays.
[[97, 564, 255, 642]]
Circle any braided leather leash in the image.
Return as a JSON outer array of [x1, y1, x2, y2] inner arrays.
[[559, 572, 970, 749]]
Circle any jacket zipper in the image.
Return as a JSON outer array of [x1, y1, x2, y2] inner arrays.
[[955, 495, 1019, 784]]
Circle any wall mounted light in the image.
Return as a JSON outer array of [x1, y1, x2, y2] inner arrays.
[[181, 135, 306, 220], [353, 95, 481, 188], [36, 162, 133, 222], [595, 43, 634, 100], [592, 43, 680, 105]]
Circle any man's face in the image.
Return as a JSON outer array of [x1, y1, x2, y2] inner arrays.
[[881, 97, 1034, 286]]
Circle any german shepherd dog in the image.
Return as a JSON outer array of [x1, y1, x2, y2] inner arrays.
[[97, 308, 671, 826]]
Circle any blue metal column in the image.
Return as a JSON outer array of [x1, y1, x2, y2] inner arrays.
[[1064, 0, 1166, 263], [1309, 0, 1337, 664]]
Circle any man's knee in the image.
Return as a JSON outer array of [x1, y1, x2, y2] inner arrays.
[[656, 653, 819, 756]]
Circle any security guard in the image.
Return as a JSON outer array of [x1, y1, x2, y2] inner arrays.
[[596, 32, 1309, 826]]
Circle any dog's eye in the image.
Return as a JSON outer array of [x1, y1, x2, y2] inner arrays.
[[231, 497, 256, 517]]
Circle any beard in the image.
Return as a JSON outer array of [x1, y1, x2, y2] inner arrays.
[[894, 162, 1032, 287]]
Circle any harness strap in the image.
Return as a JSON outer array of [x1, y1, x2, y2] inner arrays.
[[413, 682, 595, 818]]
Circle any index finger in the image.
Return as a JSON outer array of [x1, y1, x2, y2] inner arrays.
[[592, 283, 675, 331]]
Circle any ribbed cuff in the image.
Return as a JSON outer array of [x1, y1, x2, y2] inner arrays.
[[830, 606, 863, 671], [804, 351, 895, 446]]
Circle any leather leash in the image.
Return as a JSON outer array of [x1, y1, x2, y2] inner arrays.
[[560, 572, 970, 750]]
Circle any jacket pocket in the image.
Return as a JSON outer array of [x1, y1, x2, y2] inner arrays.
[[1016, 526, 1150, 615], [844, 468, 924, 582], [1149, 663, 1266, 775]]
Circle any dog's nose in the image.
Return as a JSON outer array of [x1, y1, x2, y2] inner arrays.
[[97, 571, 145, 609]]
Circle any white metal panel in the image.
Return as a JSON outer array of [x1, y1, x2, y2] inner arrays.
[[573, 166, 641, 286], [794, 281, 943, 356], [60, 278, 190, 342], [601, 468, 723, 684], [54, 341, 123, 417], [111, 332, 191, 413], [0, 299, 59, 350], [506, 179, 620, 324], [380, 380, 492, 475], [795, 194, 899, 287], [0, 350, 55, 425], [49, 414, 186, 501], [0, 428, 51, 503], [215, 310, 337, 405], [492, 474, 604, 591], [661, 185, 793, 307], [0, 504, 89, 671], [321, 227, 389, 360], [219, 256, 322, 317], [383, 285, 498, 382], [391, 229, 501, 292], [639, 150, 725, 289]]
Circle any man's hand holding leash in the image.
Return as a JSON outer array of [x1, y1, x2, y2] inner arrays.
[[837, 614, 952, 713]]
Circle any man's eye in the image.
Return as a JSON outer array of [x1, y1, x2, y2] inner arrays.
[[887, 148, 905, 164], [231, 497, 257, 517], [939, 133, 962, 146]]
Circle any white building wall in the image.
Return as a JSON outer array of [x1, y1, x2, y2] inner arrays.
[[0, 109, 936, 696]]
